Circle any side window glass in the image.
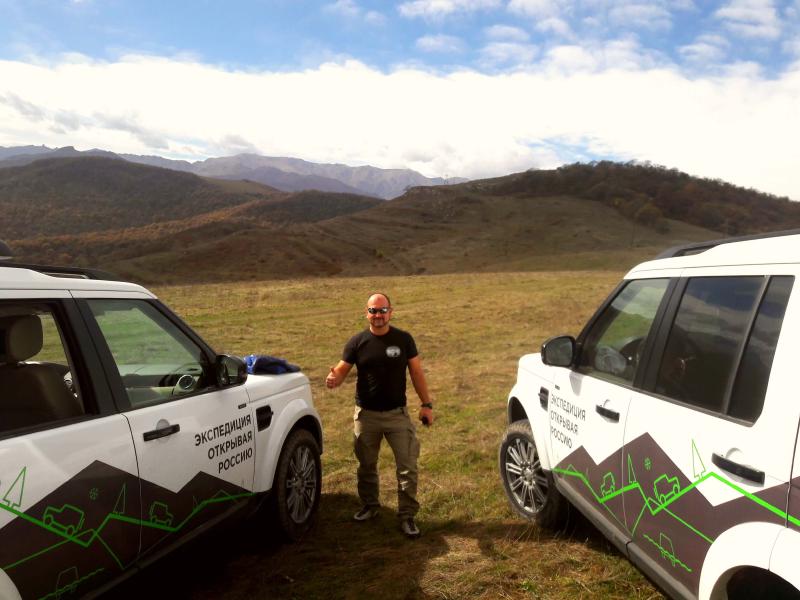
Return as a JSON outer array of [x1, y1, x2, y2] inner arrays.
[[578, 278, 670, 385], [0, 303, 88, 436], [87, 300, 211, 408], [728, 276, 794, 422], [655, 277, 762, 412]]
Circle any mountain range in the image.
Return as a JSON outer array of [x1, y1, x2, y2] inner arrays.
[[0, 145, 466, 199]]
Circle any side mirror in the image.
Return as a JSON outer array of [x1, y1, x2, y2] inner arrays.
[[541, 335, 576, 367], [216, 354, 248, 387]]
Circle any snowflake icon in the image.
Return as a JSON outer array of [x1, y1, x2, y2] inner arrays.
[[89, 488, 99, 501], [644, 458, 652, 471]]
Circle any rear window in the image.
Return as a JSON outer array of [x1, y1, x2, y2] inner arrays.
[[727, 276, 793, 421], [654, 275, 793, 422]]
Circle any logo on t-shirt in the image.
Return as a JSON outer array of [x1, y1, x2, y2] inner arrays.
[[386, 345, 401, 358]]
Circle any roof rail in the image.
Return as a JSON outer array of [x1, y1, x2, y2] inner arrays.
[[0, 262, 121, 281], [654, 228, 800, 260]]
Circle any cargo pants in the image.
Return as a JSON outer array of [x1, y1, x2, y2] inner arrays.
[[353, 406, 420, 519]]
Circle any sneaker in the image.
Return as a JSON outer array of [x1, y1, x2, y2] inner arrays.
[[353, 506, 379, 521], [400, 518, 421, 538]]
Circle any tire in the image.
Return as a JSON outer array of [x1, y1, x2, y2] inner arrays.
[[499, 419, 569, 529], [270, 428, 322, 541]]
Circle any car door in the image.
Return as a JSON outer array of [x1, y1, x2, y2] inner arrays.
[[0, 295, 140, 600], [549, 277, 671, 548], [623, 272, 797, 599], [75, 295, 256, 560]]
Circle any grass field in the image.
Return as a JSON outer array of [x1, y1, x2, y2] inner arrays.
[[115, 270, 664, 600]]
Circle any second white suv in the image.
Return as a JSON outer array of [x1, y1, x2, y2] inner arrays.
[[500, 230, 800, 600], [0, 262, 322, 599]]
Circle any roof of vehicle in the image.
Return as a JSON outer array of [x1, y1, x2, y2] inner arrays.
[[0, 264, 154, 296], [629, 229, 800, 276]]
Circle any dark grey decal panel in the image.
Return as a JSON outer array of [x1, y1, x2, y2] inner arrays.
[[0, 461, 250, 599], [137, 470, 252, 558], [554, 445, 629, 542], [555, 433, 790, 595]]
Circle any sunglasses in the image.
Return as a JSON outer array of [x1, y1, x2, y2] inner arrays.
[[367, 307, 391, 314]]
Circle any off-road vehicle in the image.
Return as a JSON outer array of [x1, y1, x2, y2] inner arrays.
[[0, 262, 322, 599], [500, 230, 800, 599]]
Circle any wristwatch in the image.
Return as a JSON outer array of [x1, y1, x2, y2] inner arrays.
[[421, 402, 433, 409]]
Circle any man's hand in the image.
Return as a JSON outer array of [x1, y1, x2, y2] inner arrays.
[[326, 361, 353, 389], [419, 405, 434, 427], [326, 366, 341, 389]]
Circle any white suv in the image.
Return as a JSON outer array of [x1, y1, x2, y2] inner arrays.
[[0, 262, 322, 600], [500, 231, 800, 600]]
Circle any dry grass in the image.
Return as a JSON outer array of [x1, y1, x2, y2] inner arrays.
[[114, 271, 663, 600]]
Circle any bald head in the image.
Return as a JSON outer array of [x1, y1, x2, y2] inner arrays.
[[367, 292, 391, 307]]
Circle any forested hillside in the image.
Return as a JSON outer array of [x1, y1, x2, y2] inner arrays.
[[475, 162, 798, 235]]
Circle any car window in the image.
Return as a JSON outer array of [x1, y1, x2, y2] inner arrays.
[[578, 278, 670, 385], [654, 276, 763, 413], [87, 299, 212, 408], [727, 276, 794, 422], [0, 302, 88, 435]]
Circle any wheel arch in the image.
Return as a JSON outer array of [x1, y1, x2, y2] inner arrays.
[[507, 396, 527, 424], [0, 569, 22, 600], [715, 566, 799, 600], [698, 521, 786, 600], [506, 390, 553, 471], [254, 397, 323, 493]]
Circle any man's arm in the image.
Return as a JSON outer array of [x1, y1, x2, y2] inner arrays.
[[408, 356, 434, 425], [326, 360, 353, 389]]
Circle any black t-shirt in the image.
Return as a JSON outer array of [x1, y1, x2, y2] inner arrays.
[[342, 327, 419, 411]]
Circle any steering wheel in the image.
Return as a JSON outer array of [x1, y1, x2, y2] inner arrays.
[[594, 345, 628, 377], [173, 373, 199, 395], [159, 363, 203, 391], [618, 336, 646, 377]]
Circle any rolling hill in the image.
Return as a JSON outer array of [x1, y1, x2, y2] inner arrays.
[[4, 159, 796, 285], [0, 156, 286, 239]]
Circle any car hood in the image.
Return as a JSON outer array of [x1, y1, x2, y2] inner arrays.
[[518, 352, 555, 383], [243, 371, 310, 402]]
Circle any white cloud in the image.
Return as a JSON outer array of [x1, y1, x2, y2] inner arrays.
[[479, 42, 539, 67], [535, 17, 572, 36], [540, 38, 664, 73], [678, 34, 730, 64], [541, 45, 598, 72], [1, 54, 799, 200], [608, 2, 672, 30], [715, 0, 782, 39], [325, 0, 361, 17], [508, 0, 572, 18], [398, 0, 502, 19], [364, 11, 387, 25], [324, 0, 386, 24], [416, 34, 465, 53], [484, 25, 530, 42]]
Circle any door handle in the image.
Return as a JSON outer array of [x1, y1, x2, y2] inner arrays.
[[143, 423, 180, 442], [595, 404, 620, 422], [712, 453, 765, 485]]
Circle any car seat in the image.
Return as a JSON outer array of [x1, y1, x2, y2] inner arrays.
[[0, 314, 84, 432]]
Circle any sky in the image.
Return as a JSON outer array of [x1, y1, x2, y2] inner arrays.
[[0, 1, 799, 199]]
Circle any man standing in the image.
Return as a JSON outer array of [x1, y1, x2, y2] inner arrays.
[[326, 292, 434, 538]]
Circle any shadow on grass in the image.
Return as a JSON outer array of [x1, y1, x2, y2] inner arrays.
[[110, 492, 623, 600]]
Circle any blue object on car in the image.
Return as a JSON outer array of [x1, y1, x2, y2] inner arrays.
[[244, 354, 301, 375]]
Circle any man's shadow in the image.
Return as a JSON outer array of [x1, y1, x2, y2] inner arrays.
[[111, 492, 623, 599]]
